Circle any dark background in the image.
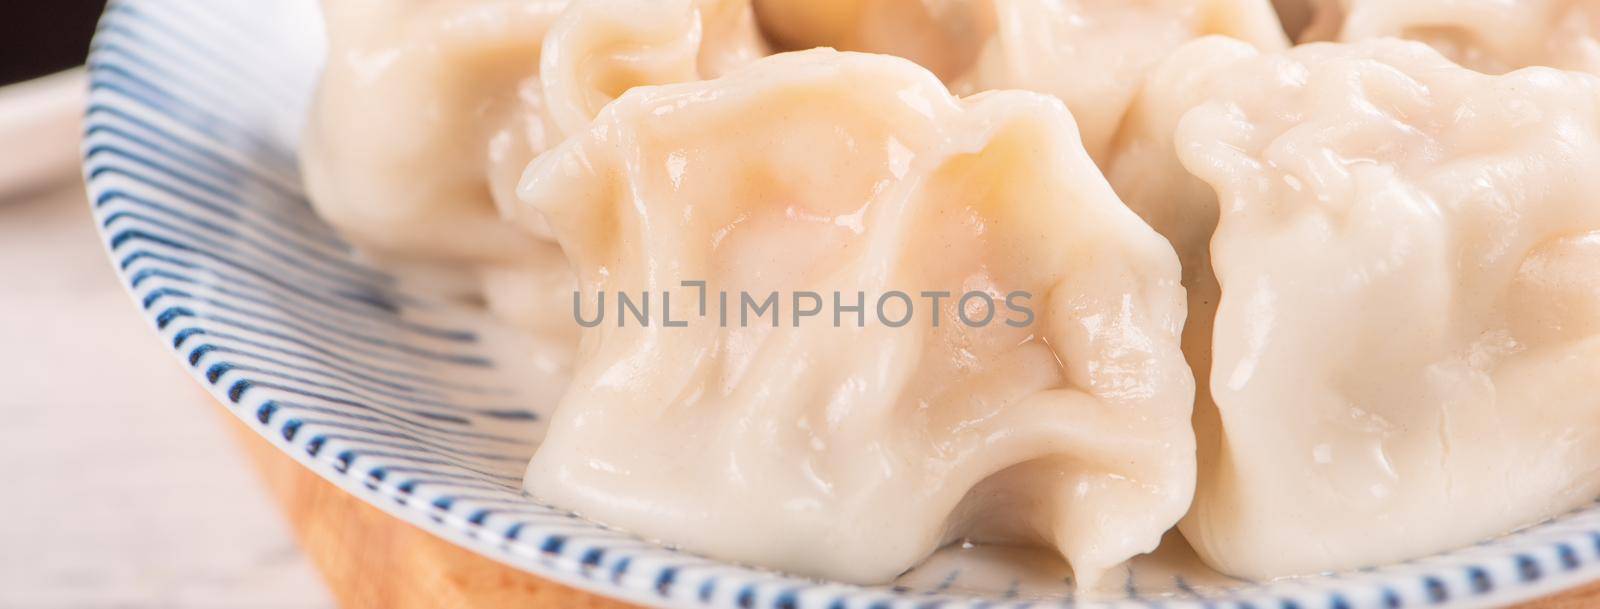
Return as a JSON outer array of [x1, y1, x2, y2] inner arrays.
[[1, 1, 109, 86]]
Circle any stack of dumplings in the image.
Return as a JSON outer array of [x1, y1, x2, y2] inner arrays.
[[302, 0, 1600, 592]]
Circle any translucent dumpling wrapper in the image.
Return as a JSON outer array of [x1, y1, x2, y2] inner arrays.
[[750, 0, 1288, 164], [541, 0, 770, 137], [751, 0, 994, 80], [1104, 35, 1263, 458], [1300, 0, 1600, 74], [1155, 39, 1600, 579], [516, 49, 1196, 589], [956, 0, 1289, 164], [301, 0, 767, 334]]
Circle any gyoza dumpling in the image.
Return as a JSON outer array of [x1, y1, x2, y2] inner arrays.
[[541, 0, 769, 136], [752, 0, 992, 80], [751, 0, 1289, 164], [301, 0, 767, 333], [517, 49, 1195, 589], [956, 0, 1289, 163], [1301, 0, 1600, 74], [302, 0, 569, 331], [1154, 39, 1600, 578], [1104, 36, 1261, 452]]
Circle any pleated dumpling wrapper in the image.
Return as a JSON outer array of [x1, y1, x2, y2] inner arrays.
[[1155, 39, 1600, 579], [301, 0, 766, 334], [516, 49, 1196, 589], [1103, 36, 1264, 467], [751, 0, 1288, 164], [751, 0, 992, 80], [1299, 0, 1600, 74]]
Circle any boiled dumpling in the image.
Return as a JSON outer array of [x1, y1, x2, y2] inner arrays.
[[302, 0, 570, 332], [301, 0, 766, 333], [517, 49, 1195, 589], [956, 0, 1289, 163], [1301, 0, 1600, 74], [1103, 36, 1261, 463], [750, 0, 1289, 164], [1146, 39, 1600, 578], [541, 0, 769, 137], [752, 0, 993, 80]]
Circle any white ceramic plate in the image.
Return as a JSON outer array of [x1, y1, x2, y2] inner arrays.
[[83, 1, 1600, 607]]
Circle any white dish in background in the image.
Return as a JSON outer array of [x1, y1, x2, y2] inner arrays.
[[83, 0, 1600, 607]]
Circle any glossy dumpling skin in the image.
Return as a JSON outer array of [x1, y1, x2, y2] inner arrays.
[[957, 0, 1289, 164], [301, 0, 766, 333], [517, 49, 1195, 589], [752, 0, 993, 80], [1301, 0, 1600, 74], [752, 0, 1288, 165], [302, 0, 569, 331], [541, 0, 769, 137], [1104, 36, 1262, 479], [1165, 39, 1600, 578]]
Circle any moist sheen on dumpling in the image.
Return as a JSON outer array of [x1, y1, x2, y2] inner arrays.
[[1300, 0, 1600, 75], [516, 49, 1195, 589], [753, 0, 1289, 165], [1154, 39, 1600, 579], [955, 0, 1289, 164], [752, 0, 994, 80], [1103, 36, 1263, 475], [300, 0, 766, 334]]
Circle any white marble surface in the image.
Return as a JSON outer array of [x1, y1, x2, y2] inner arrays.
[[0, 182, 336, 608]]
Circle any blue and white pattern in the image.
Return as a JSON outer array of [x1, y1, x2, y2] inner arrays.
[[83, 1, 1600, 607]]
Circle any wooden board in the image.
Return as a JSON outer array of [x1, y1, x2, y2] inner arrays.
[[227, 407, 638, 609], [223, 400, 1600, 609]]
